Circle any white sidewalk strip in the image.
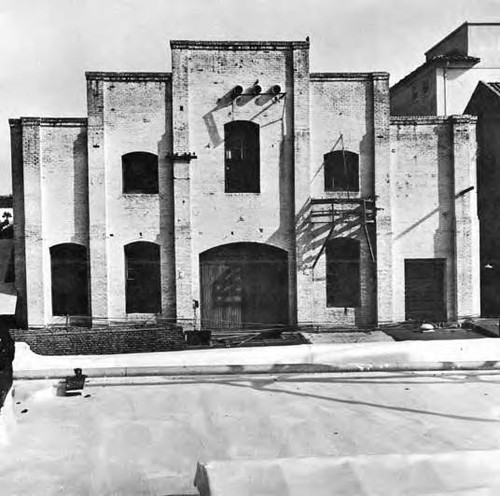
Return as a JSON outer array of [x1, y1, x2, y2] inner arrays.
[[13, 338, 500, 378]]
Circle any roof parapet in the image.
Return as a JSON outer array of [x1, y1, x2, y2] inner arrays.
[[9, 117, 87, 127], [311, 72, 389, 81], [170, 40, 309, 51], [85, 72, 171, 82]]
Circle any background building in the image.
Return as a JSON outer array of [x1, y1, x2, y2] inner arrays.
[[391, 22, 500, 116], [391, 22, 500, 318], [9, 39, 480, 333], [465, 81, 500, 316]]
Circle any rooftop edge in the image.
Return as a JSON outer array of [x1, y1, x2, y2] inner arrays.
[[311, 72, 389, 81], [9, 117, 88, 127], [425, 22, 500, 57], [170, 40, 310, 50], [390, 54, 480, 92], [85, 72, 172, 81], [390, 115, 477, 125]]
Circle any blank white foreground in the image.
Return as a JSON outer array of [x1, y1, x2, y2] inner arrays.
[[2, 370, 500, 495], [195, 450, 500, 496]]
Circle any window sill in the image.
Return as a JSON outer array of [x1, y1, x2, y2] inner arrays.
[[326, 305, 360, 309], [122, 192, 159, 196], [322, 191, 361, 198], [224, 192, 261, 196]]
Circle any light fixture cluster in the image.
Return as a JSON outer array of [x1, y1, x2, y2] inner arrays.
[[230, 82, 282, 99]]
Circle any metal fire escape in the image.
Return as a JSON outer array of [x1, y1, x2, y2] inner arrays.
[[310, 197, 377, 269]]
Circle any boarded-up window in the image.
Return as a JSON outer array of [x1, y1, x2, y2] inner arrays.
[[224, 121, 260, 193], [122, 152, 158, 194], [324, 150, 359, 192], [125, 242, 161, 313], [405, 259, 446, 321], [50, 243, 89, 316], [326, 238, 360, 307]]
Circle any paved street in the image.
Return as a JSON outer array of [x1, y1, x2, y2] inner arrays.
[[2, 370, 500, 495]]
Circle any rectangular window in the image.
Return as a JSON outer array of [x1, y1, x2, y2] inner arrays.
[[224, 121, 260, 193]]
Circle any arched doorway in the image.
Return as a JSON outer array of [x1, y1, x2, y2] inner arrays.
[[50, 243, 89, 316], [200, 243, 289, 330], [125, 242, 161, 313]]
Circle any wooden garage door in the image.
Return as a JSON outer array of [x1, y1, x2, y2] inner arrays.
[[405, 259, 446, 321], [200, 243, 289, 330]]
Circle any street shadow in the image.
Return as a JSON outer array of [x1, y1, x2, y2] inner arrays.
[[85, 369, 500, 424], [86, 369, 500, 390], [214, 377, 500, 424]]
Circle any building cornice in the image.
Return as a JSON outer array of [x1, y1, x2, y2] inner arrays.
[[391, 116, 449, 125], [311, 72, 389, 82], [85, 72, 171, 82], [390, 115, 477, 125], [170, 40, 309, 51], [449, 114, 478, 124], [10, 117, 87, 128]]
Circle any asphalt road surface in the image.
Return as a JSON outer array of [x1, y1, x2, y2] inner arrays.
[[2, 371, 500, 495]]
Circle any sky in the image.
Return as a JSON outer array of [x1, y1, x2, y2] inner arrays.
[[0, 0, 498, 194]]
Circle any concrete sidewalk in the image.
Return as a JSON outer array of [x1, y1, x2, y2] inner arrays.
[[13, 337, 500, 379]]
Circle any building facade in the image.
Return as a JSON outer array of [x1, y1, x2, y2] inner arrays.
[[9, 39, 480, 331]]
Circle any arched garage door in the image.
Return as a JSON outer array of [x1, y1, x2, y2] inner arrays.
[[200, 243, 289, 330]]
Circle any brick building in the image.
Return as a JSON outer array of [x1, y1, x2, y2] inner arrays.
[[9, 39, 480, 333]]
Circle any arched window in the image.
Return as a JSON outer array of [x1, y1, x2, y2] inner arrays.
[[326, 238, 360, 307], [224, 121, 260, 193], [125, 242, 161, 313], [122, 152, 158, 194], [324, 150, 359, 192], [50, 243, 89, 316]]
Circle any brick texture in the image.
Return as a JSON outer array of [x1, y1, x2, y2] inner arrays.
[[11, 325, 184, 355]]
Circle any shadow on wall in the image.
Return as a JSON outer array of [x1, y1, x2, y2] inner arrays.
[[296, 202, 362, 272], [393, 125, 458, 246], [202, 87, 238, 148], [202, 87, 286, 150], [72, 129, 89, 246], [157, 82, 176, 320], [266, 52, 293, 249]]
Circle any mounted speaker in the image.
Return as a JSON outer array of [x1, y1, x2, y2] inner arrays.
[[252, 84, 262, 95], [231, 85, 244, 99], [270, 84, 282, 95]]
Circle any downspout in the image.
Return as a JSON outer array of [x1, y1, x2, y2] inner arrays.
[[443, 62, 448, 116]]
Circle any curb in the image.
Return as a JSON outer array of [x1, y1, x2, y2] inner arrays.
[[12, 339, 500, 380], [13, 360, 500, 380]]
